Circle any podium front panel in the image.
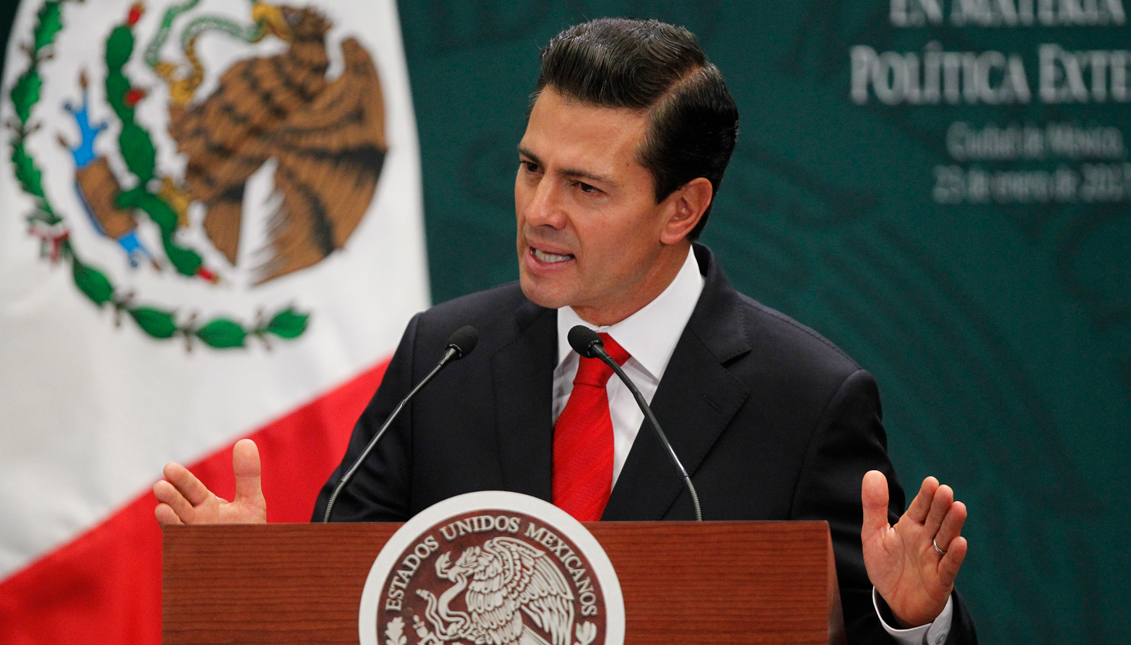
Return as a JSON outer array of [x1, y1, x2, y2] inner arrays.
[[163, 521, 838, 644]]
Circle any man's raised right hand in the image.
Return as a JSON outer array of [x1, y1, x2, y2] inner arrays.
[[153, 438, 267, 525]]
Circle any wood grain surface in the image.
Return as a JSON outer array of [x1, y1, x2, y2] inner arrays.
[[163, 521, 841, 644]]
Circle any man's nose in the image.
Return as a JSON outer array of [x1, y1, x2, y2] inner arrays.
[[523, 179, 568, 229]]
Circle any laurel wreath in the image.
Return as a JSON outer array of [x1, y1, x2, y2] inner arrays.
[[383, 617, 406, 645], [7, 0, 310, 350]]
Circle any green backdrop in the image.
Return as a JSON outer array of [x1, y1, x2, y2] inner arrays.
[[397, 2, 1130, 643], [3, 1, 1127, 642]]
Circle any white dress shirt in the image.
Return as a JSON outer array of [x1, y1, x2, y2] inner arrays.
[[553, 247, 704, 484], [550, 245, 953, 643]]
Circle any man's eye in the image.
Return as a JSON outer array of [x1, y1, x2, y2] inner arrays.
[[520, 161, 539, 173], [577, 182, 597, 194]]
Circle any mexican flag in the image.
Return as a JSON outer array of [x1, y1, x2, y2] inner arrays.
[[0, 1, 429, 642]]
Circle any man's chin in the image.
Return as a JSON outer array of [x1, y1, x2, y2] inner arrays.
[[518, 274, 571, 310]]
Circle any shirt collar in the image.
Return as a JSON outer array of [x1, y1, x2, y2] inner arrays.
[[556, 246, 706, 381]]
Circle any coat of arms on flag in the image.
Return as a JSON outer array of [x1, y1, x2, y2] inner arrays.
[[1, 0, 428, 643], [9, 0, 402, 350]]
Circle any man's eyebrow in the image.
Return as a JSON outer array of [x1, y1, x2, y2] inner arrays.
[[517, 145, 541, 166], [517, 145, 615, 186]]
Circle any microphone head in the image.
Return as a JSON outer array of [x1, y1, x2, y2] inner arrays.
[[567, 325, 602, 358], [446, 326, 479, 359]]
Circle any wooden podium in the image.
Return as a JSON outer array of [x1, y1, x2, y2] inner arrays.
[[162, 521, 846, 644]]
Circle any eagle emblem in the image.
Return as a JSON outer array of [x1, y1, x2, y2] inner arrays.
[[412, 537, 584, 645], [363, 497, 621, 645], [6, 0, 393, 348], [158, 2, 387, 283]]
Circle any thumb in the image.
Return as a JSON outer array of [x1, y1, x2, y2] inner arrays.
[[232, 439, 264, 505], [861, 470, 891, 541]]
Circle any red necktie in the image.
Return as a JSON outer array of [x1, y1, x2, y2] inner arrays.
[[552, 333, 631, 521]]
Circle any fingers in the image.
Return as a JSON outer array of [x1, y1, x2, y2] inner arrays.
[[860, 470, 891, 540], [934, 500, 967, 554], [153, 441, 265, 527], [937, 535, 968, 589], [153, 478, 197, 524], [904, 476, 939, 523], [921, 482, 968, 590], [162, 461, 213, 507], [232, 439, 264, 506], [923, 484, 955, 535], [154, 502, 183, 526]]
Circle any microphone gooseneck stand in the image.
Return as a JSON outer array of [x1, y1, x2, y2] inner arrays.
[[321, 326, 479, 523], [567, 325, 703, 521]]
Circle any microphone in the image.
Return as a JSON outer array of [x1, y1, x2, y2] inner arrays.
[[442, 324, 479, 361], [567, 325, 703, 521], [321, 325, 479, 522]]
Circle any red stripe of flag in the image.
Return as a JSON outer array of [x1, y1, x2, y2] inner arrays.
[[0, 359, 389, 645]]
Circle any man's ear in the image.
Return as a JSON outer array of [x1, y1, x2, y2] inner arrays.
[[660, 177, 713, 244]]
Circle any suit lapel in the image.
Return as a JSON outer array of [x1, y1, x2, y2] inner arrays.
[[492, 301, 557, 502], [603, 245, 752, 520]]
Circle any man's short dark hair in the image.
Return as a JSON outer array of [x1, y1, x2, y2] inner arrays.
[[532, 18, 739, 239]]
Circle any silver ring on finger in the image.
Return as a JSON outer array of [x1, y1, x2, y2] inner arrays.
[[933, 538, 947, 556]]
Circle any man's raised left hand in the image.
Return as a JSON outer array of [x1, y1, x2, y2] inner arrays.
[[861, 470, 969, 627]]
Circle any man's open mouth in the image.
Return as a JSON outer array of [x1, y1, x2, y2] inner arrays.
[[531, 248, 574, 263]]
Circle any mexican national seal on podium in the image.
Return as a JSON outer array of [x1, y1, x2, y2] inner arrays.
[[359, 491, 625, 645]]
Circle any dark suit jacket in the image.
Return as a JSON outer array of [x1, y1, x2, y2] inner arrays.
[[314, 244, 976, 644]]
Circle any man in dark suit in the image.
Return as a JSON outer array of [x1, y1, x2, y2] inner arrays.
[[156, 18, 975, 643]]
